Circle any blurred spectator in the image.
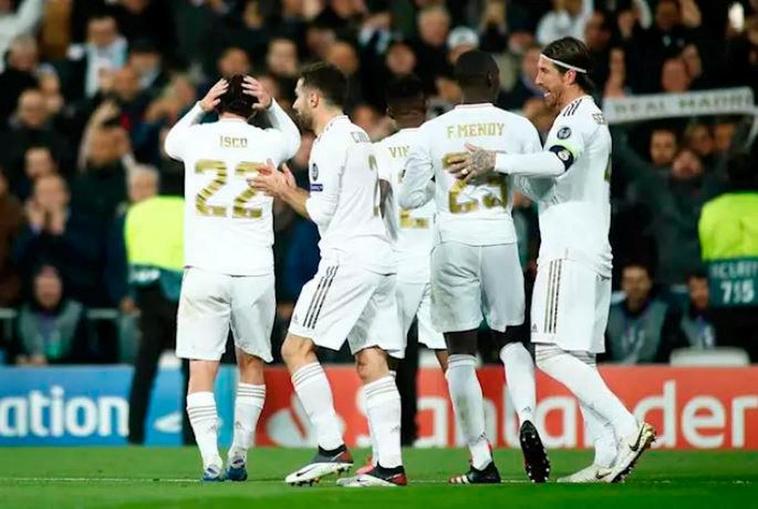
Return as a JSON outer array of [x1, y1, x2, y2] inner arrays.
[[680, 43, 710, 90], [683, 121, 714, 166], [447, 26, 480, 66], [725, 15, 758, 94], [649, 126, 679, 168], [220, 0, 273, 64], [699, 152, 758, 361], [127, 38, 168, 96], [1, 89, 71, 183], [660, 56, 691, 93], [109, 0, 176, 59], [305, 18, 337, 61], [0, 166, 23, 306], [12, 174, 105, 306], [326, 39, 364, 110], [384, 39, 417, 81], [12, 265, 90, 366], [72, 124, 128, 220], [626, 0, 705, 93], [478, 0, 508, 53], [713, 118, 738, 155], [0, 34, 39, 122], [521, 97, 554, 139], [612, 128, 726, 286], [679, 270, 716, 349], [603, 47, 626, 98], [266, 37, 299, 80], [411, 5, 451, 93], [584, 9, 613, 90], [0, 0, 44, 73], [60, 13, 128, 101], [499, 43, 542, 111], [14, 145, 59, 200], [604, 263, 683, 364], [536, 0, 592, 46]]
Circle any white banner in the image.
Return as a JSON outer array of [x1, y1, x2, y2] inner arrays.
[[603, 87, 757, 124]]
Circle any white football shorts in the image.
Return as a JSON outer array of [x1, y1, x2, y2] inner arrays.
[[531, 258, 611, 354], [289, 262, 405, 358], [396, 280, 446, 350], [431, 241, 525, 333], [176, 267, 275, 362]]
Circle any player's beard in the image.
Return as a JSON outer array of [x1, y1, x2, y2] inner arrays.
[[294, 108, 313, 131], [542, 85, 561, 111]]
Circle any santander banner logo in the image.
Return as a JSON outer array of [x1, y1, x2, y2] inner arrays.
[[258, 366, 758, 450]]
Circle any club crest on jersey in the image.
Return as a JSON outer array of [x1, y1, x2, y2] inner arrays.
[[557, 127, 572, 140], [310, 163, 319, 181]]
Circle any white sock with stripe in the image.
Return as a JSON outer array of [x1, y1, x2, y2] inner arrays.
[[446, 354, 492, 470], [291, 362, 344, 451], [228, 383, 266, 464], [366, 370, 396, 466], [580, 401, 617, 468], [186, 391, 222, 469], [500, 343, 536, 426], [536, 345, 637, 439], [364, 376, 403, 469]]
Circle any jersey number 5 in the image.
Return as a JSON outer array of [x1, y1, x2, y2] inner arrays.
[[195, 160, 264, 219]]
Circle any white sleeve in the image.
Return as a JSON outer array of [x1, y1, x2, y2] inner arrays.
[[10, 0, 44, 38], [164, 102, 205, 161], [399, 129, 434, 209], [264, 99, 301, 160], [496, 114, 591, 176], [305, 144, 347, 227], [495, 151, 566, 177]]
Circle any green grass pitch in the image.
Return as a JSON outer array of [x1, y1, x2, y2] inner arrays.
[[0, 447, 755, 508]]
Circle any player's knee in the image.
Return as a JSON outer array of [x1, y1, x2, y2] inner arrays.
[[280, 336, 310, 366], [355, 347, 387, 383]]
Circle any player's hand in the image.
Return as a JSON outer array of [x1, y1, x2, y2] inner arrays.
[[199, 78, 228, 112], [281, 162, 296, 188], [446, 143, 496, 181], [242, 76, 273, 110], [249, 159, 287, 198]]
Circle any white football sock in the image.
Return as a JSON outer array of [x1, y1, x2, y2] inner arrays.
[[536, 345, 637, 439], [228, 383, 265, 463], [186, 391, 222, 469], [500, 343, 536, 425], [291, 362, 344, 451], [446, 354, 492, 470], [579, 401, 617, 468], [364, 376, 403, 469]]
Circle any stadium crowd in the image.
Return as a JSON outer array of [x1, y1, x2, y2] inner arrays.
[[0, 0, 757, 367]]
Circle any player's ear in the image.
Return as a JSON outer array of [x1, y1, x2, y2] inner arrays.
[[309, 91, 319, 108], [386, 106, 394, 119]]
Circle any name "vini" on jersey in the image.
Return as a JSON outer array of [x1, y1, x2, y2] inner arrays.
[[446, 123, 504, 139]]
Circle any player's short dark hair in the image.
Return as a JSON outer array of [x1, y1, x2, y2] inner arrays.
[[385, 74, 425, 112], [216, 74, 257, 118], [542, 37, 595, 94], [299, 62, 347, 108], [453, 50, 499, 90]]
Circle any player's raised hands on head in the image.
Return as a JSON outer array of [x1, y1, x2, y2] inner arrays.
[[242, 76, 273, 110], [199, 78, 229, 112]]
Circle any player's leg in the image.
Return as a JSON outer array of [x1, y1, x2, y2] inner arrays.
[[431, 242, 499, 484], [482, 243, 549, 482], [416, 281, 448, 372], [283, 264, 375, 484], [558, 399, 617, 483], [176, 268, 231, 481], [533, 261, 655, 483], [225, 274, 274, 480], [339, 273, 406, 488]]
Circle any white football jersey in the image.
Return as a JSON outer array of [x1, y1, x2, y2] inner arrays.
[[375, 128, 435, 283], [306, 115, 395, 274], [534, 95, 613, 276], [400, 103, 542, 246], [164, 102, 300, 275]]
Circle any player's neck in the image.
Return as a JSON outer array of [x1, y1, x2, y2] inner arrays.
[[313, 108, 345, 136], [395, 114, 424, 130], [219, 112, 248, 123], [460, 92, 495, 105], [556, 87, 587, 111]]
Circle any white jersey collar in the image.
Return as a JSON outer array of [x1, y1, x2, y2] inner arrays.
[[454, 102, 494, 109]]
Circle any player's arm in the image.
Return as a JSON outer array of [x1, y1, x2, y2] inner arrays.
[[512, 122, 553, 200], [242, 76, 301, 159], [164, 79, 228, 160], [398, 136, 434, 210]]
